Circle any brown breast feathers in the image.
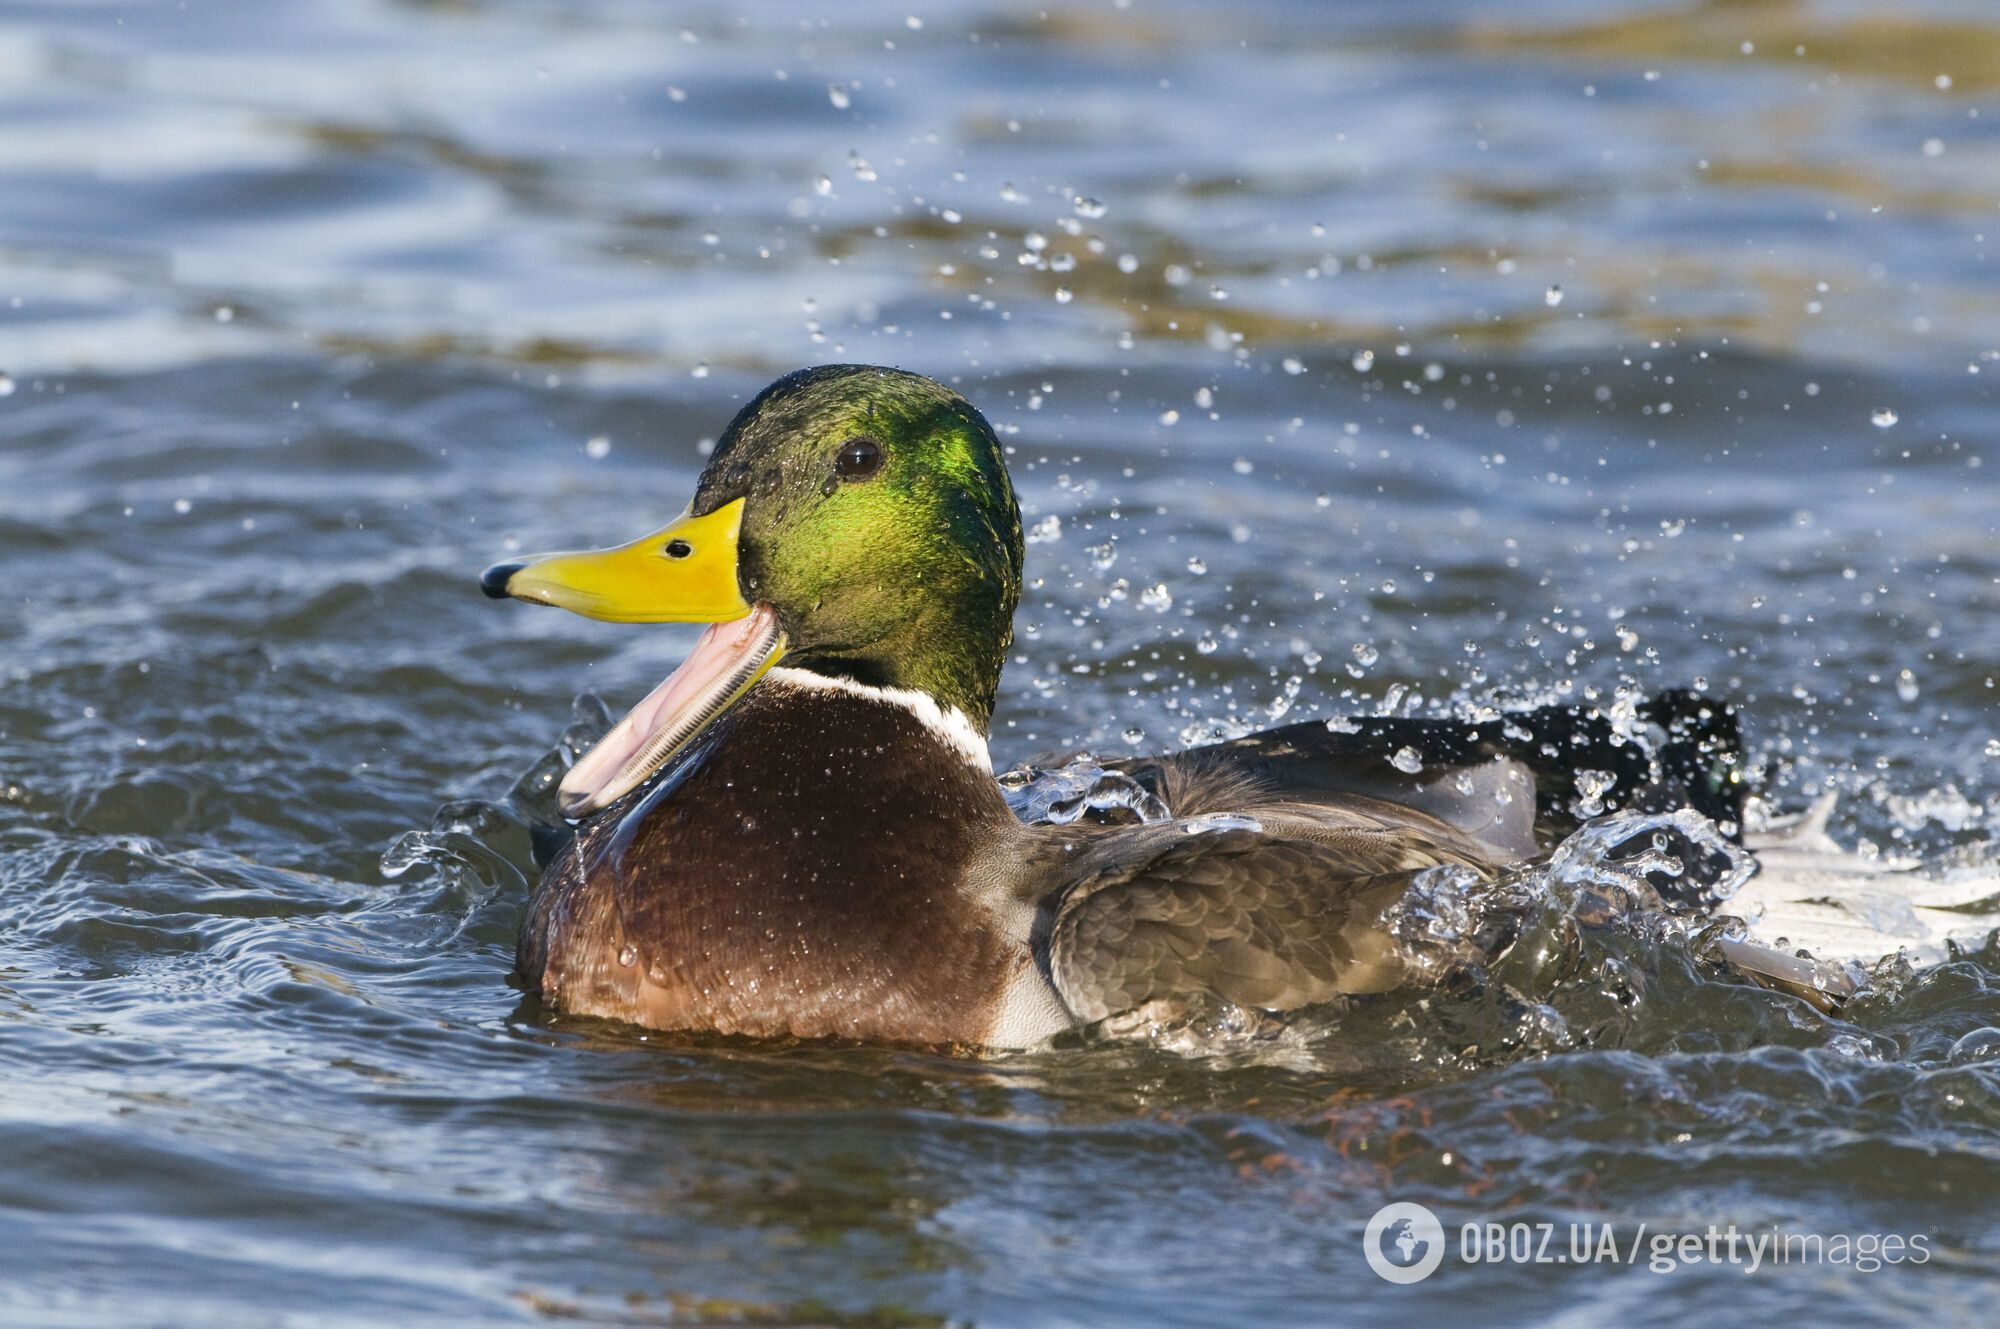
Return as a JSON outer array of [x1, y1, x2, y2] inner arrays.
[[518, 677, 1025, 1043]]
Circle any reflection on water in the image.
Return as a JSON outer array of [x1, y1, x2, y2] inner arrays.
[[0, 1, 1996, 1325], [5, 0, 1999, 377]]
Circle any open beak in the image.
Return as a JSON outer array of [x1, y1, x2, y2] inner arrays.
[[481, 497, 788, 820]]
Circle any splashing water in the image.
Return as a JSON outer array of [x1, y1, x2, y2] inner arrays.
[[1336, 809, 1855, 1066], [1376, 808, 1752, 984], [998, 755, 1172, 826]]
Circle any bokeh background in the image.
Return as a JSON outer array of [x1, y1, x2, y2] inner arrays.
[[0, 2, 1995, 1326]]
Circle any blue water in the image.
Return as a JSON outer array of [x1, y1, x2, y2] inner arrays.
[[0, 2, 1995, 1325]]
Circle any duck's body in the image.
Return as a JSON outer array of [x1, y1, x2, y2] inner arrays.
[[519, 667, 1526, 1046], [488, 364, 1810, 1049]]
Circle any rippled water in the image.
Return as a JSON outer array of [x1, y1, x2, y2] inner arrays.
[[2, 1, 1997, 1324]]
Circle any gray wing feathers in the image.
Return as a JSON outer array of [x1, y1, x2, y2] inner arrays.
[[1046, 828, 1483, 1022]]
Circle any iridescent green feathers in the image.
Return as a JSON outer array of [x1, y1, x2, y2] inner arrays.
[[692, 365, 1023, 725]]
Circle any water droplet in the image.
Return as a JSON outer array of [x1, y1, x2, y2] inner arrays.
[[1896, 668, 1920, 702], [1139, 583, 1173, 612], [173, 497, 192, 514], [1195, 635, 1218, 655], [1073, 197, 1107, 219], [1390, 746, 1425, 774], [814, 174, 833, 196], [585, 435, 611, 460], [827, 82, 851, 109], [1025, 513, 1062, 544], [1351, 348, 1375, 372], [1948, 1027, 2000, 1065], [1351, 642, 1379, 667], [0, 373, 13, 398], [1182, 812, 1262, 835], [1871, 408, 1899, 428], [1158, 409, 1180, 426], [1116, 253, 1138, 274], [1544, 285, 1563, 307], [618, 944, 638, 967], [214, 304, 235, 323], [1571, 769, 1618, 818], [1186, 556, 1206, 575], [1281, 357, 1305, 375]]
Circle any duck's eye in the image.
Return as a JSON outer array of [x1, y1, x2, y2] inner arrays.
[[834, 436, 884, 481], [663, 539, 693, 559]]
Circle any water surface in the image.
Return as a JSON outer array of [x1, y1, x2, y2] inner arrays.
[[1, 1, 1996, 1325]]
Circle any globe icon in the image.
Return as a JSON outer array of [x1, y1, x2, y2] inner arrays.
[[1390, 1219, 1428, 1265], [1363, 1202, 1446, 1283]]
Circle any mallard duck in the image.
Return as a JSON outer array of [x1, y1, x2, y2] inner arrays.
[[482, 365, 1832, 1046]]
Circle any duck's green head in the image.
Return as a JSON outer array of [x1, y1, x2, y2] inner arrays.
[[482, 365, 1022, 817]]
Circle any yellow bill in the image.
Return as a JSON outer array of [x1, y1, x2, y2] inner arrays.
[[479, 498, 751, 623]]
